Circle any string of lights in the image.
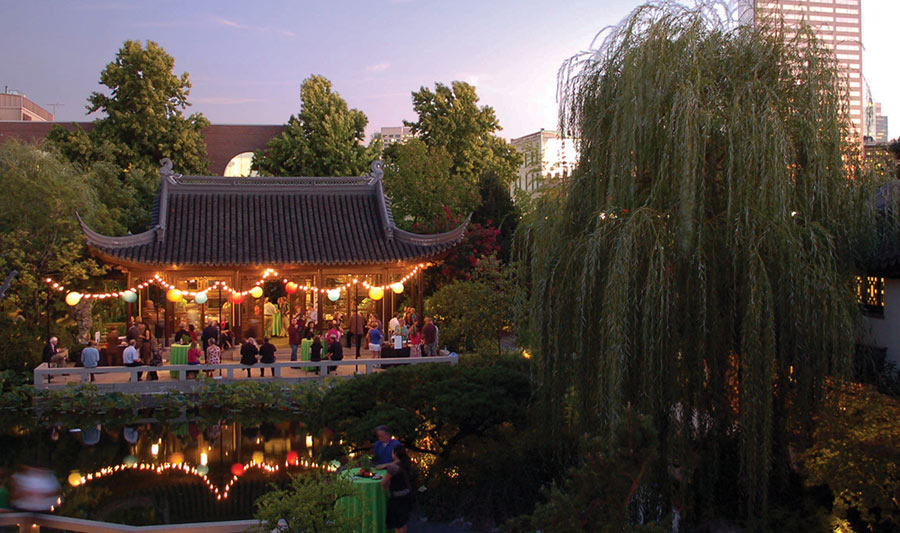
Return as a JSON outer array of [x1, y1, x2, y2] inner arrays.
[[66, 455, 337, 502], [45, 264, 427, 306]]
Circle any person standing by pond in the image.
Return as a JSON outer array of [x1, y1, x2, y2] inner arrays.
[[81, 341, 99, 381], [373, 425, 401, 468], [205, 339, 221, 377], [422, 317, 438, 357], [186, 341, 202, 379], [381, 445, 413, 533], [259, 337, 276, 376], [123, 339, 142, 381], [310, 335, 323, 375], [327, 334, 342, 374], [288, 318, 301, 362], [240, 337, 259, 377]]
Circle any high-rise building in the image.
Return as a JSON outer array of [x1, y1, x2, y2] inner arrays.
[[737, 0, 863, 140], [0, 90, 54, 121], [872, 102, 889, 143], [509, 129, 578, 196], [378, 126, 415, 145]]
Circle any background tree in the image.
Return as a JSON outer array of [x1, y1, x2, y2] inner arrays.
[[517, 3, 886, 526], [253, 75, 381, 177], [47, 40, 209, 231], [394, 81, 521, 261], [426, 255, 514, 353], [0, 142, 110, 370], [382, 139, 476, 229]]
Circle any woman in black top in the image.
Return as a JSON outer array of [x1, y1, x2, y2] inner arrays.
[[302, 321, 315, 340], [240, 337, 259, 377], [310, 335, 322, 375], [381, 445, 413, 533]]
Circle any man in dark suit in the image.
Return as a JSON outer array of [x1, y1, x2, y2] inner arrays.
[[201, 320, 219, 351], [42, 336, 59, 365]]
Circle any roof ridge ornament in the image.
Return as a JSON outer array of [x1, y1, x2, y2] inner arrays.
[[369, 160, 384, 181], [159, 158, 181, 183]]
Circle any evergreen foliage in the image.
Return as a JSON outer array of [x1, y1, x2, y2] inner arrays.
[[517, 2, 886, 524], [252, 75, 381, 177]]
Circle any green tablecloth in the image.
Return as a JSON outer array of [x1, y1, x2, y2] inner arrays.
[[300, 338, 320, 372], [338, 467, 387, 533], [169, 344, 189, 378], [269, 312, 283, 337]]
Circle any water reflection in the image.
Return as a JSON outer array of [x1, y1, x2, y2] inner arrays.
[[1, 419, 326, 525]]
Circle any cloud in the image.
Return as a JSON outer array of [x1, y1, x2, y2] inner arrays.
[[192, 97, 267, 105], [213, 17, 294, 38], [365, 62, 392, 73]]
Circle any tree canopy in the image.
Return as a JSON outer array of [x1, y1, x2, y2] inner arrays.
[[517, 3, 885, 526], [252, 75, 381, 177], [47, 40, 209, 231], [0, 142, 109, 370]]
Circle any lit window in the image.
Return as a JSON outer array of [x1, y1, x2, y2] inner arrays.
[[857, 276, 885, 317]]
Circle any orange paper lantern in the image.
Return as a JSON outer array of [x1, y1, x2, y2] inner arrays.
[[285, 282, 298, 294], [231, 463, 245, 476]]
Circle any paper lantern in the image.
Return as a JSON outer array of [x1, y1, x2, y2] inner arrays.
[[65, 292, 82, 306], [327, 289, 340, 302], [123, 455, 138, 467], [252, 451, 264, 464], [229, 292, 245, 304], [166, 289, 183, 302], [68, 471, 82, 487], [390, 282, 404, 294], [285, 281, 298, 294], [249, 286, 263, 299], [231, 463, 245, 476], [286, 450, 299, 465], [169, 452, 184, 465], [368, 286, 384, 301], [122, 290, 137, 303], [197, 465, 209, 476], [194, 292, 208, 304]]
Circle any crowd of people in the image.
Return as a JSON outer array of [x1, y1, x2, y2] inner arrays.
[[40, 301, 442, 381]]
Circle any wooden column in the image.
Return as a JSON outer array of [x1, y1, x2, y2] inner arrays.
[[126, 272, 134, 325], [316, 269, 324, 331], [417, 269, 425, 324]]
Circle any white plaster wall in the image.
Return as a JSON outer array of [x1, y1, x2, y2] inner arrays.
[[859, 278, 900, 367]]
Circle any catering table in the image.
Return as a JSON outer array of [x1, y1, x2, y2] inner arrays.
[[169, 343, 189, 378], [338, 467, 387, 533], [300, 338, 323, 372]]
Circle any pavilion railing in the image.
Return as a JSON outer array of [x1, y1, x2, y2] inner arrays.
[[32, 354, 458, 390]]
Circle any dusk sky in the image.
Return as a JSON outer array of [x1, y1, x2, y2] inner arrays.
[[3, 0, 899, 140]]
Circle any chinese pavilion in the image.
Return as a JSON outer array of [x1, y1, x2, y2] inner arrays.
[[77, 160, 467, 341]]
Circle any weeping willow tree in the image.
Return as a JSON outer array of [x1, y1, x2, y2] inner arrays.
[[517, 1, 887, 525]]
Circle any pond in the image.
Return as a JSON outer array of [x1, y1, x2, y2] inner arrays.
[[0, 415, 334, 525]]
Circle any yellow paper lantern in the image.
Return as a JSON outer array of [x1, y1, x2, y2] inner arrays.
[[166, 289, 183, 302], [252, 451, 264, 464], [68, 471, 82, 487], [249, 286, 263, 298], [169, 452, 184, 465], [65, 292, 82, 306], [368, 286, 384, 301], [390, 282, 404, 294]]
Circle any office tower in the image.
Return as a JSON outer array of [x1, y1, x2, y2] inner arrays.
[[737, 1, 863, 140]]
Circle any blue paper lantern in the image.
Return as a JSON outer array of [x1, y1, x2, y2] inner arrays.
[[194, 292, 208, 304], [122, 290, 137, 303], [327, 289, 341, 302]]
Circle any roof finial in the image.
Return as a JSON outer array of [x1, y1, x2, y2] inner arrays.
[[370, 160, 384, 180], [159, 158, 181, 183]]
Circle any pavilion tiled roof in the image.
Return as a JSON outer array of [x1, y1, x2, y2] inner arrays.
[[78, 160, 468, 268]]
